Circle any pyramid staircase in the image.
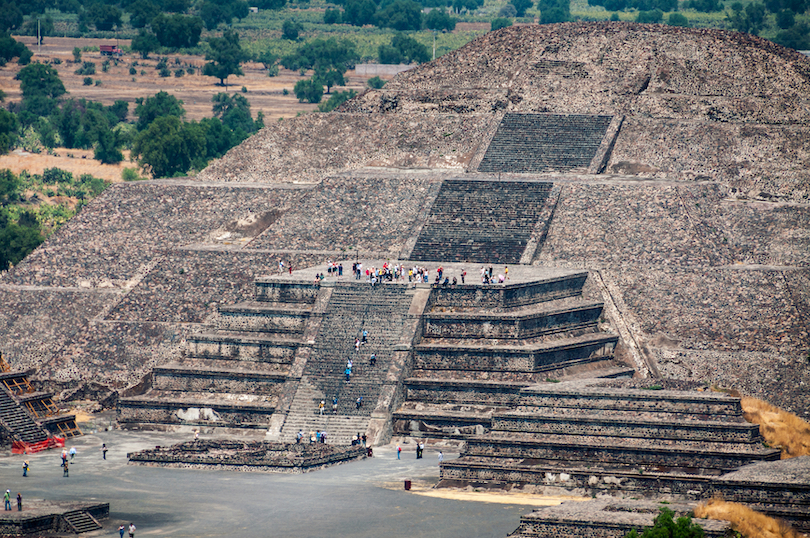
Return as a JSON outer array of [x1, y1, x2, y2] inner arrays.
[[392, 272, 629, 441], [477, 113, 613, 173], [279, 283, 415, 445]]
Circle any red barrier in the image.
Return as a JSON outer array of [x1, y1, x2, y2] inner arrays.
[[11, 437, 65, 454]]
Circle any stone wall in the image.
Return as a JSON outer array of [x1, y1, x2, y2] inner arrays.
[[428, 273, 587, 309]]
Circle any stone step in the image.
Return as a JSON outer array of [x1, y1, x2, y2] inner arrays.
[[185, 332, 301, 363], [62, 510, 102, 534]]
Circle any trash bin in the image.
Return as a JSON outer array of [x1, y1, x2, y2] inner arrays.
[[404, 480, 411, 491]]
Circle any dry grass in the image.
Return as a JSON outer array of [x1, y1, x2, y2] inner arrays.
[[0, 149, 131, 183], [741, 396, 810, 459], [695, 498, 801, 538]]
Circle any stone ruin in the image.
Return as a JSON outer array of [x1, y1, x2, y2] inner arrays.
[[0, 21, 809, 535]]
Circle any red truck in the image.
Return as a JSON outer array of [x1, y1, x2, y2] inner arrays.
[[100, 45, 123, 57]]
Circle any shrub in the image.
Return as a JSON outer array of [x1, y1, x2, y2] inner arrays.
[[187, 66, 196, 75], [174, 68, 184, 77], [241, 86, 247, 93], [122, 167, 144, 181], [83, 76, 93, 85], [74, 61, 96, 75], [159, 67, 171, 77], [318, 89, 357, 112], [667, 12, 690, 25], [129, 66, 137, 75], [491, 17, 512, 31], [636, 9, 663, 23], [367, 75, 385, 89], [94, 79, 102, 85]]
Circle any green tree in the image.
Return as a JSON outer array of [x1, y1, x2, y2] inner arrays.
[[0, 218, 43, 271], [0, 110, 18, 155], [294, 78, 324, 103], [94, 130, 123, 164], [624, 507, 705, 538], [131, 115, 205, 178], [15, 63, 66, 100], [636, 8, 663, 22], [81, 3, 123, 31], [282, 19, 303, 40], [776, 9, 796, 27], [200, 0, 250, 30], [774, 21, 810, 48], [198, 117, 239, 159], [127, 0, 160, 28], [324, 8, 343, 23], [72, 46, 81, 63], [727, 2, 767, 34], [375, 0, 423, 30], [367, 75, 385, 88], [491, 17, 513, 30], [318, 89, 356, 112], [281, 37, 359, 73], [344, 0, 377, 25], [0, 3, 23, 32], [134, 91, 186, 131], [257, 49, 278, 70], [0, 169, 20, 202], [203, 30, 249, 87], [667, 12, 690, 25], [131, 31, 160, 59], [382, 33, 429, 64], [151, 14, 204, 48], [511, 0, 533, 16], [211, 92, 254, 135], [0, 34, 32, 64], [313, 67, 345, 93], [424, 9, 457, 31]]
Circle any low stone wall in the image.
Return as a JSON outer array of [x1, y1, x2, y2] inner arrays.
[[152, 368, 286, 394], [118, 397, 277, 427], [422, 303, 602, 340], [128, 440, 367, 473], [255, 280, 320, 304], [463, 437, 779, 471], [491, 413, 761, 443], [186, 334, 299, 364], [428, 273, 587, 310], [215, 306, 310, 334], [405, 379, 531, 406]]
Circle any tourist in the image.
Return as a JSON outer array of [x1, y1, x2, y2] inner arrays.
[[347, 358, 353, 369], [461, 269, 466, 284], [296, 430, 303, 444], [318, 400, 325, 415], [128, 522, 136, 538], [438, 451, 443, 464], [356, 396, 363, 410], [119, 525, 126, 538], [69, 446, 77, 461], [332, 396, 338, 414], [22, 460, 28, 477], [361, 434, 367, 446], [16, 493, 21, 511], [63, 460, 69, 477], [419, 442, 424, 459], [310, 431, 316, 444], [321, 431, 327, 443], [61, 449, 67, 467], [316, 430, 321, 442], [369, 353, 376, 366], [4, 490, 10, 510], [504, 266, 509, 280], [278, 260, 284, 274], [338, 264, 343, 277], [101, 444, 108, 460], [397, 445, 401, 459], [345, 367, 352, 382], [355, 339, 360, 351]]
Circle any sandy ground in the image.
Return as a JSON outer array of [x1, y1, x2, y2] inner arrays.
[[0, 148, 133, 182]]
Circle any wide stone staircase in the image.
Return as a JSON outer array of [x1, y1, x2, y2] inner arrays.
[[279, 284, 414, 445], [409, 179, 553, 263], [477, 113, 613, 173], [392, 272, 629, 441], [118, 280, 319, 430]]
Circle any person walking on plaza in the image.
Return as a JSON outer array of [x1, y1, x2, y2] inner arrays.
[[63, 460, 69, 477], [102, 444, 108, 460], [438, 451, 443, 464], [128, 522, 136, 538], [69, 446, 77, 461], [16, 493, 21, 511], [119, 525, 126, 538], [22, 460, 28, 477], [4, 490, 10, 510], [397, 445, 401, 459]]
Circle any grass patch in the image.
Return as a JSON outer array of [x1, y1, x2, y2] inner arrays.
[[741, 396, 810, 458], [695, 498, 801, 538]]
